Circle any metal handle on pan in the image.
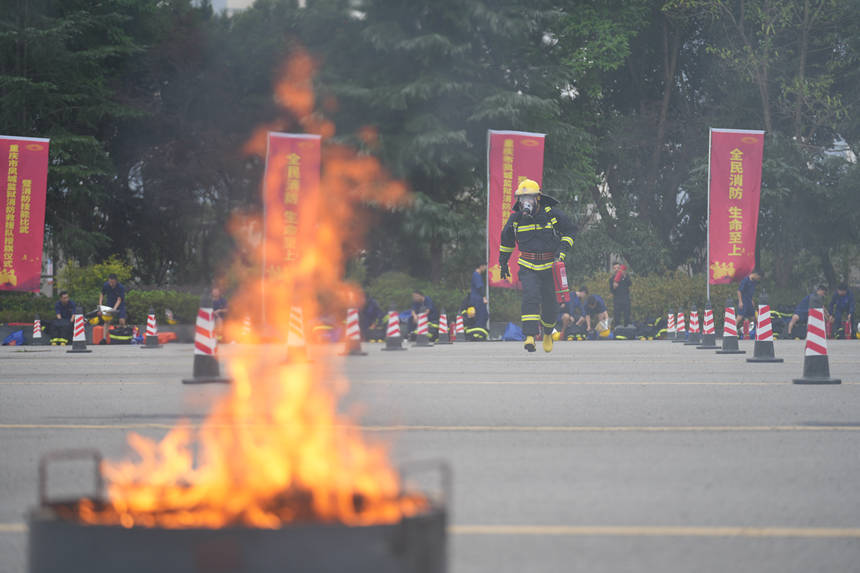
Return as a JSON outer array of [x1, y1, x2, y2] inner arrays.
[[38, 449, 104, 506]]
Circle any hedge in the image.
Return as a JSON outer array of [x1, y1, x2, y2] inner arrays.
[[0, 290, 201, 324], [489, 269, 809, 327], [365, 271, 472, 316]]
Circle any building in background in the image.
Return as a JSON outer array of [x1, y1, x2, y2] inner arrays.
[[208, 0, 254, 14]]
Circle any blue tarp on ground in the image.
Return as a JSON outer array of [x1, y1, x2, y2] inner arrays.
[[502, 322, 524, 341], [2, 330, 24, 346]]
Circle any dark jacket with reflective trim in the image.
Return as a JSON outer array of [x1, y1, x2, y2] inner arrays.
[[498, 194, 575, 270]]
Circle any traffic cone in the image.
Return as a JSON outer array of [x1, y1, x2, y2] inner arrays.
[[672, 309, 687, 343], [141, 307, 162, 349], [414, 309, 433, 347], [381, 309, 406, 351], [183, 302, 230, 384], [436, 310, 452, 344], [340, 307, 367, 356], [454, 313, 466, 342], [716, 302, 745, 355], [286, 306, 309, 362], [241, 315, 252, 342], [696, 302, 719, 349], [66, 306, 92, 354], [793, 297, 840, 384], [666, 311, 676, 341], [746, 293, 783, 363], [685, 304, 701, 345], [31, 314, 46, 345]]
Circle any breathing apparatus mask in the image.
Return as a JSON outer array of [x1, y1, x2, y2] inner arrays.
[[519, 194, 538, 217]]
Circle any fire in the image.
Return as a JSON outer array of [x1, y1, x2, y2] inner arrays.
[[74, 48, 420, 529]]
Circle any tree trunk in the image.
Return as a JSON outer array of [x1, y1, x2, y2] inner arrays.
[[644, 16, 679, 222], [772, 247, 795, 289], [818, 248, 836, 290], [429, 236, 443, 282], [793, 0, 810, 139]]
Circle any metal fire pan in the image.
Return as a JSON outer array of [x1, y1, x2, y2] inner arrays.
[[29, 452, 448, 573]]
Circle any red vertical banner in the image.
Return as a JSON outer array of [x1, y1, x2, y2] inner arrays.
[[708, 128, 764, 284], [262, 132, 321, 277], [1, 136, 50, 292], [487, 130, 546, 288]]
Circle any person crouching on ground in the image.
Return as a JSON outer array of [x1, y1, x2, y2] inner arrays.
[[787, 285, 829, 338], [577, 286, 609, 338], [498, 178, 576, 353]]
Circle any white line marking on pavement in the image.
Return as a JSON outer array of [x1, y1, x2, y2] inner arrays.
[[450, 524, 860, 538]]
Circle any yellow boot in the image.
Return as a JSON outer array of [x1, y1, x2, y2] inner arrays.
[[524, 335, 536, 352], [543, 333, 554, 353]]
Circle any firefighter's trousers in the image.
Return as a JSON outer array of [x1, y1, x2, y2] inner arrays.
[[519, 266, 557, 336]]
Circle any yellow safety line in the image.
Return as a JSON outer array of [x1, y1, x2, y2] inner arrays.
[[449, 524, 860, 538], [360, 425, 860, 433], [0, 523, 25, 533], [3, 522, 859, 538], [0, 423, 177, 430], [2, 423, 859, 433], [0, 382, 160, 386], [353, 380, 860, 386]]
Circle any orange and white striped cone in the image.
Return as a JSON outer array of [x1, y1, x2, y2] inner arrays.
[[697, 303, 719, 349], [413, 309, 433, 347], [454, 313, 466, 342], [684, 305, 701, 345], [747, 294, 783, 363], [241, 315, 252, 343], [340, 307, 367, 356], [716, 303, 745, 355], [666, 311, 675, 341], [672, 310, 687, 343], [31, 314, 46, 345], [381, 310, 406, 351], [66, 306, 92, 354], [286, 306, 309, 362], [793, 299, 840, 385], [183, 304, 230, 384], [436, 311, 452, 344], [141, 307, 162, 349]]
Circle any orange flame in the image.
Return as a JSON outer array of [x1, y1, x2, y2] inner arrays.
[[75, 48, 417, 528]]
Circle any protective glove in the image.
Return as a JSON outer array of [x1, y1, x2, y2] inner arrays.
[[556, 251, 567, 262], [500, 262, 510, 280]]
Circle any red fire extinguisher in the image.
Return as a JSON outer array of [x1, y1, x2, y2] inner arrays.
[[552, 260, 570, 303]]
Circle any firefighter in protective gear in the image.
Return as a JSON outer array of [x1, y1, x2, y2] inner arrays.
[[499, 179, 576, 352]]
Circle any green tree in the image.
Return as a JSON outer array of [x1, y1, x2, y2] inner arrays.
[[0, 0, 160, 263]]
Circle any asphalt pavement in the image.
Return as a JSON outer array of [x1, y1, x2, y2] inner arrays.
[[1, 337, 859, 572]]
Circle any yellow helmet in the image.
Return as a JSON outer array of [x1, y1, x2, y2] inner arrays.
[[514, 178, 540, 196], [467, 306, 476, 318]]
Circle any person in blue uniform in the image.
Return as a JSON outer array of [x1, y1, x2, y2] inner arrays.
[[557, 295, 584, 337], [409, 290, 438, 336], [577, 287, 608, 336], [499, 178, 576, 353], [736, 269, 762, 339], [828, 283, 855, 339], [609, 262, 633, 327], [49, 290, 76, 342], [469, 263, 488, 331], [360, 294, 384, 341], [99, 274, 127, 326], [787, 285, 829, 338]]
